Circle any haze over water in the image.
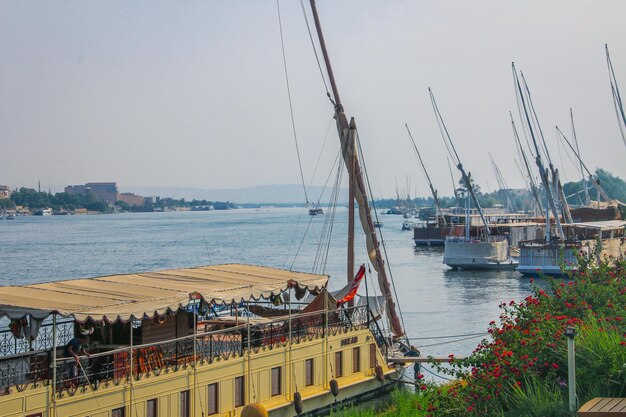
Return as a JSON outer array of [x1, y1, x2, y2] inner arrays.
[[0, 208, 537, 369]]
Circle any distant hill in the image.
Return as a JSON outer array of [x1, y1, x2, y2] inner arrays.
[[121, 184, 348, 205]]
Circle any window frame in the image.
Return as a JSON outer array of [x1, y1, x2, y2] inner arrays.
[[235, 376, 245, 407], [146, 398, 158, 417], [207, 382, 219, 415], [271, 366, 282, 396], [335, 351, 343, 378], [353, 346, 361, 373], [305, 358, 314, 386], [180, 390, 190, 417]]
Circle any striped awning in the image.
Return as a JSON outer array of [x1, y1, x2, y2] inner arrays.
[[0, 264, 328, 323]]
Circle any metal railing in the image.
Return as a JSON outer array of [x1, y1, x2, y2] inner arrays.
[[0, 305, 372, 396]]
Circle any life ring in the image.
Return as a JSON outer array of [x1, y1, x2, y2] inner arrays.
[[330, 379, 339, 397], [374, 365, 385, 382], [293, 391, 303, 414]]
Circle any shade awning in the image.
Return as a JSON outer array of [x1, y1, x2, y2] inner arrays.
[[0, 264, 328, 324]]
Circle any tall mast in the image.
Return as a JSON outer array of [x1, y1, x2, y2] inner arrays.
[[513, 63, 564, 238], [405, 123, 447, 226], [309, 0, 404, 338], [447, 157, 460, 209], [510, 112, 543, 214], [570, 108, 590, 205], [555, 126, 611, 202], [429, 88, 491, 237], [606, 44, 626, 150]]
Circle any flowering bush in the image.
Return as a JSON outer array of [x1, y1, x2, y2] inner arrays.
[[335, 255, 626, 417], [430, 255, 626, 416]]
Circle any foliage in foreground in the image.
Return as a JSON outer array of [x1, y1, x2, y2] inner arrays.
[[336, 255, 626, 417]]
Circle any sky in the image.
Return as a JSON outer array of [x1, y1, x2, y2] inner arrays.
[[1, 0, 625, 200]]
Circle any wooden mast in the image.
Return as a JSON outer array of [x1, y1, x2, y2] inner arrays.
[[309, 0, 403, 337]]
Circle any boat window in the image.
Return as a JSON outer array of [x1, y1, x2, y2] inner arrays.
[[147, 399, 158, 417], [271, 366, 282, 396], [369, 344, 377, 368], [305, 358, 314, 386], [235, 376, 245, 407], [353, 347, 361, 373], [112, 407, 125, 417], [335, 351, 343, 377], [180, 390, 190, 417], [208, 383, 219, 415]]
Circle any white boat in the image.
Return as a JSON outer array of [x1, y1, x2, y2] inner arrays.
[[33, 207, 52, 216], [401, 220, 415, 231], [444, 235, 518, 270]]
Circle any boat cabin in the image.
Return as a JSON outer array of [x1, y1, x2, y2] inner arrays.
[[0, 264, 392, 417]]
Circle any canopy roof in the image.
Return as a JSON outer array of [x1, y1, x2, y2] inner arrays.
[[0, 264, 328, 323], [565, 220, 626, 231]]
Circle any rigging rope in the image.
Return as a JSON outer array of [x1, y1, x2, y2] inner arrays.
[[606, 44, 626, 149], [299, 0, 332, 101], [311, 150, 342, 275], [307, 116, 335, 206], [277, 0, 309, 205], [407, 332, 487, 341], [355, 130, 409, 344], [521, 72, 552, 166]]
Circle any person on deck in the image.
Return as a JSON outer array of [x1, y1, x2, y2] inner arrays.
[[62, 334, 91, 383]]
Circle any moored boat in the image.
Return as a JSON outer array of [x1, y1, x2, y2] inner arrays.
[[0, 265, 399, 417]]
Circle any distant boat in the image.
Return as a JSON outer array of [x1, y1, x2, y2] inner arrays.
[[6, 213, 15, 220], [401, 220, 415, 231], [374, 221, 383, 228], [309, 207, 324, 215], [33, 208, 52, 216]]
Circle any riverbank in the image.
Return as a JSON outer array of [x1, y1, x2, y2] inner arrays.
[[336, 254, 626, 416]]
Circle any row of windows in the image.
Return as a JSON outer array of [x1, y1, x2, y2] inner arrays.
[[108, 345, 378, 417]]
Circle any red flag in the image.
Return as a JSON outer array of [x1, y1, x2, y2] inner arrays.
[[337, 264, 366, 304]]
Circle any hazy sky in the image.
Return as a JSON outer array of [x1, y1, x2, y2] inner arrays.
[[1, 0, 625, 199]]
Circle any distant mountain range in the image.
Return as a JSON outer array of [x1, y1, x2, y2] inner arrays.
[[120, 184, 348, 205]]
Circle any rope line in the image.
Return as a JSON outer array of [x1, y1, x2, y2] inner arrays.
[[277, 0, 309, 205], [355, 130, 408, 344], [299, 0, 331, 99], [406, 332, 488, 341]]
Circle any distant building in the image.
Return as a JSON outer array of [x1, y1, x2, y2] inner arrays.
[[117, 193, 145, 207], [0, 185, 10, 199], [144, 196, 160, 205], [85, 182, 118, 203], [64, 185, 90, 195]]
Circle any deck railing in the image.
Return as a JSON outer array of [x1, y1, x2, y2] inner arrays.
[[0, 305, 371, 396]]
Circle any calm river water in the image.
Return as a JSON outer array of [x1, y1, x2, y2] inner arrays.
[[0, 208, 537, 373]]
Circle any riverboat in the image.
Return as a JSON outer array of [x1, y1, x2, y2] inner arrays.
[[517, 220, 626, 276], [0, 264, 400, 417]]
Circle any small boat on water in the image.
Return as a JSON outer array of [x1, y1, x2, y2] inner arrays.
[[401, 220, 415, 231], [374, 221, 383, 228], [309, 207, 324, 215], [33, 208, 52, 216], [6, 213, 15, 220]]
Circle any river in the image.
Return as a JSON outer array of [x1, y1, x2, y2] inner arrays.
[[0, 208, 536, 375]]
